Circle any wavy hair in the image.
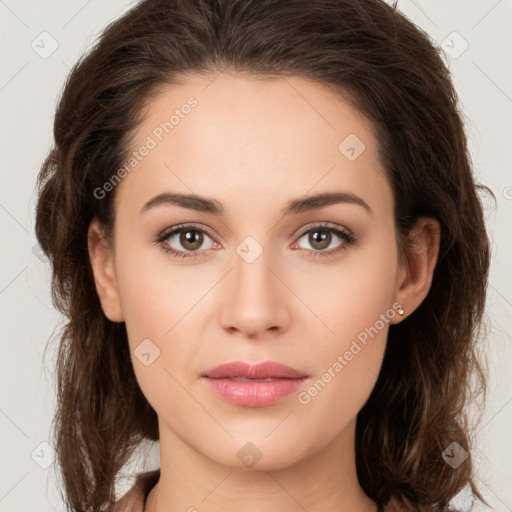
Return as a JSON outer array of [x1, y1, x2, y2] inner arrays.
[[34, 0, 491, 510]]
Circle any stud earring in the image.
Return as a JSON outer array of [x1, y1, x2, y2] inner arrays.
[[397, 305, 405, 316]]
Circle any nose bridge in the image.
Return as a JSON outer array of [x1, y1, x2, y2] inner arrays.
[[218, 232, 289, 335], [233, 232, 280, 301]]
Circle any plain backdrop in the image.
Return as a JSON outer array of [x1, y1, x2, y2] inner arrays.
[[1, 1, 511, 511]]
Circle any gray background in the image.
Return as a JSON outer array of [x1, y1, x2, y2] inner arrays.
[[1, 1, 511, 511]]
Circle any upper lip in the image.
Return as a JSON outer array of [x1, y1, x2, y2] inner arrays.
[[202, 361, 308, 379]]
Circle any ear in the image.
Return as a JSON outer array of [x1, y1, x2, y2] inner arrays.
[[391, 217, 441, 323], [87, 218, 124, 322]]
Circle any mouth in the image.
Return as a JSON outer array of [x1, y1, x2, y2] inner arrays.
[[201, 361, 309, 407], [202, 360, 308, 380], [228, 377, 277, 382]]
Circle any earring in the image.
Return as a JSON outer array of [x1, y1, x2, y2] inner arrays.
[[397, 305, 405, 316]]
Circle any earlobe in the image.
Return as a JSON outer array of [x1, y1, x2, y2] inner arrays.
[[87, 218, 124, 322], [391, 217, 441, 323]]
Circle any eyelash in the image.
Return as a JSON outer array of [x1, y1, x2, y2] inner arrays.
[[155, 222, 356, 260]]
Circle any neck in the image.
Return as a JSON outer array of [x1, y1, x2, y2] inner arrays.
[[145, 417, 378, 512]]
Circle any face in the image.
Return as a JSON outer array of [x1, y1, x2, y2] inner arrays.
[[92, 73, 410, 471]]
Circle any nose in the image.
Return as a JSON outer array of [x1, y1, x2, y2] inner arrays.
[[217, 242, 291, 339]]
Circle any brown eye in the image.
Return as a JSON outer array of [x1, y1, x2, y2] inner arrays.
[[295, 224, 354, 255], [293, 224, 356, 257], [157, 222, 355, 260], [179, 230, 204, 251], [307, 229, 332, 251], [159, 225, 217, 257]]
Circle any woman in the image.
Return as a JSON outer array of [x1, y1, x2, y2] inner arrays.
[[34, 0, 491, 511]]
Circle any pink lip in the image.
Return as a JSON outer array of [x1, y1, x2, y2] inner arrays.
[[201, 361, 309, 407], [203, 361, 308, 379]]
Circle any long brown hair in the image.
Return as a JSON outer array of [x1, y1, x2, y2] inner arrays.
[[34, 0, 492, 510]]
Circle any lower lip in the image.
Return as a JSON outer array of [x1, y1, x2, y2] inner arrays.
[[202, 377, 308, 407]]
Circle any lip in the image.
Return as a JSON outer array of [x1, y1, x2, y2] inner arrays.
[[202, 361, 308, 379], [201, 361, 309, 407]]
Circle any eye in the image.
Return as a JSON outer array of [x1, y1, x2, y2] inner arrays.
[[156, 224, 219, 259], [291, 222, 356, 258], [155, 222, 356, 260]]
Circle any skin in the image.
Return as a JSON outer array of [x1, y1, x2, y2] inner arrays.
[[88, 72, 440, 512]]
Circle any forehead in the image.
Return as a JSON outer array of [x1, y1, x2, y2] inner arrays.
[[115, 73, 392, 220]]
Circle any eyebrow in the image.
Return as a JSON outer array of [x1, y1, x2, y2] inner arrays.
[[140, 191, 373, 216]]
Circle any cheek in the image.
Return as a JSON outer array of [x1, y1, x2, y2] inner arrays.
[[114, 237, 202, 341], [293, 235, 397, 423], [293, 231, 398, 352], [113, 242, 208, 408]]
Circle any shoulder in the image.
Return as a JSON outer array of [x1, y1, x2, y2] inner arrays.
[[110, 469, 160, 512]]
